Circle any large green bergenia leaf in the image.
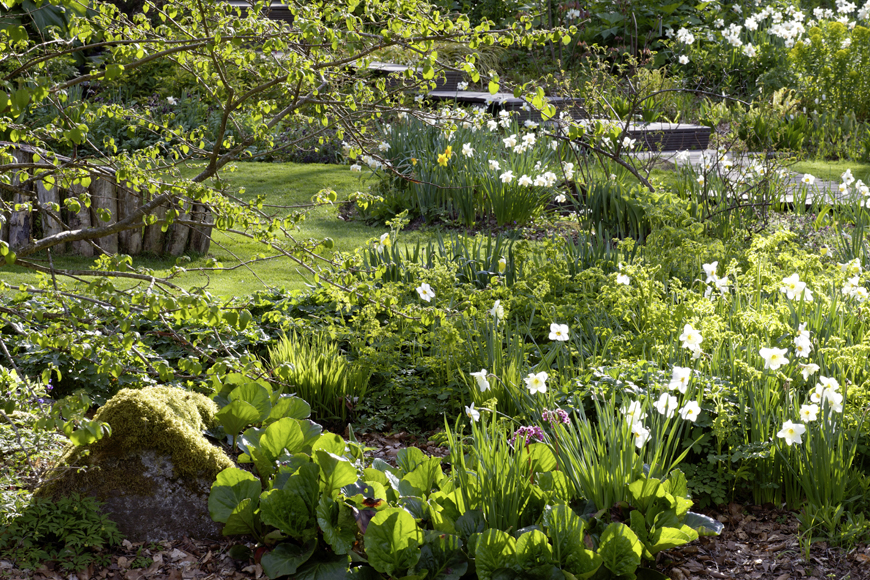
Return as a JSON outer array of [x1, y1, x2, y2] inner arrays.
[[396, 447, 425, 475], [515, 528, 556, 569], [260, 463, 320, 540], [522, 443, 557, 473], [268, 395, 311, 423], [208, 468, 261, 523], [648, 526, 698, 554], [412, 531, 467, 580], [312, 433, 346, 456], [260, 417, 304, 461], [223, 497, 259, 536], [474, 528, 517, 580], [597, 522, 642, 577], [398, 457, 443, 498], [294, 552, 352, 580], [216, 400, 260, 438], [627, 477, 665, 513], [317, 495, 357, 555], [260, 541, 316, 579], [229, 382, 272, 422], [259, 488, 313, 540], [364, 507, 423, 576], [543, 504, 601, 579], [315, 450, 358, 496]]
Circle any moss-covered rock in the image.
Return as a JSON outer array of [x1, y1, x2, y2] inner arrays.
[[39, 386, 235, 541]]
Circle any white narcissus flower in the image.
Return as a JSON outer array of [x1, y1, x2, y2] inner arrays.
[[462, 143, 474, 157], [487, 120, 499, 131], [777, 420, 806, 446], [491, 300, 504, 321], [500, 170, 515, 184], [498, 256, 507, 274], [654, 393, 679, 418], [524, 371, 549, 394], [616, 273, 630, 286], [759, 347, 789, 370], [518, 174, 533, 187], [378, 141, 390, 152], [702, 262, 718, 283], [679, 400, 701, 422], [842, 168, 855, 185], [679, 55, 690, 65], [679, 324, 703, 352], [457, 81, 469, 91], [793, 335, 813, 358], [669, 366, 692, 393], [800, 404, 819, 423], [470, 369, 490, 392], [549, 323, 570, 341], [825, 389, 844, 412], [799, 363, 820, 381], [503, 134, 518, 148], [488, 159, 500, 171], [838, 258, 862, 276], [632, 422, 651, 448], [622, 401, 647, 423], [416, 282, 435, 302], [555, 194, 567, 203], [465, 402, 480, 422], [350, 164, 362, 172], [696, 175, 705, 186], [802, 173, 816, 185], [166, 96, 178, 105], [841, 275, 860, 297], [780, 273, 813, 302]]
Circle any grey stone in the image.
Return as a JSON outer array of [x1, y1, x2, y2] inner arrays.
[[92, 450, 223, 542]]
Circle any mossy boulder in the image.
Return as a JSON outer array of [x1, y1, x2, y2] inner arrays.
[[39, 386, 235, 541]]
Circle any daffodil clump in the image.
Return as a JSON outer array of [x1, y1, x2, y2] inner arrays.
[[348, 107, 568, 226]]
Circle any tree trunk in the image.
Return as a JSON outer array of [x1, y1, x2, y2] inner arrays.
[[187, 202, 212, 255], [36, 177, 64, 245], [68, 184, 94, 257], [116, 181, 143, 255], [165, 205, 190, 257], [8, 150, 32, 250], [90, 176, 118, 254], [143, 198, 168, 255]]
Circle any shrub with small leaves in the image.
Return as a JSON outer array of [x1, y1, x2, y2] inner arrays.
[[0, 493, 123, 572]]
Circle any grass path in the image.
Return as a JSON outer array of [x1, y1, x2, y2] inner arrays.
[[2, 162, 433, 298]]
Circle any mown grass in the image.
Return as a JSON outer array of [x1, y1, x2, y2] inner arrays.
[[2, 162, 435, 297], [791, 159, 870, 183]]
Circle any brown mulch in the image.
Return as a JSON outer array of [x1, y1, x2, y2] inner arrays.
[[663, 503, 870, 580]]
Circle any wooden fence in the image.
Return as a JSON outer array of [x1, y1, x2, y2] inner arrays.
[[0, 143, 211, 257]]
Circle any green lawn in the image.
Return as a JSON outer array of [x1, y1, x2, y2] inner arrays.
[[2, 162, 434, 298], [791, 159, 870, 183]]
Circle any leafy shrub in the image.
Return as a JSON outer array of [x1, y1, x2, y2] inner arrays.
[[0, 494, 122, 572], [790, 22, 870, 121]]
